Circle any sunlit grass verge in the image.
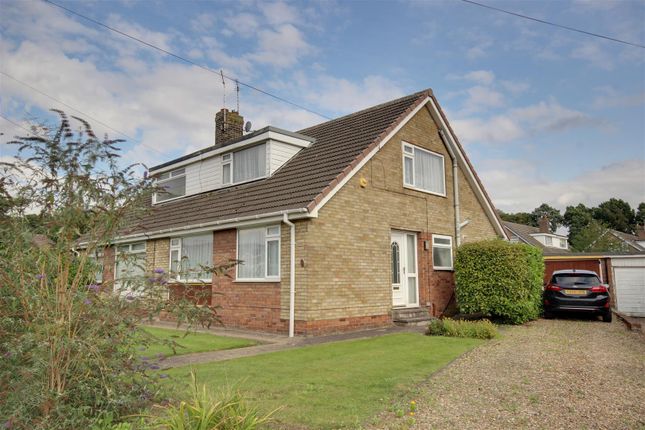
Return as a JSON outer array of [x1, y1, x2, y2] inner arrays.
[[140, 326, 257, 357], [165, 332, 482, 429]]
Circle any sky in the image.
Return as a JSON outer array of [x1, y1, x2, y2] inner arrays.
[[1, 0, 644, 213]]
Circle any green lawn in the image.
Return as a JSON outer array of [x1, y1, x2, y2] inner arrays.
[[141, 326, 257, 357], [166, 332, 482, 429]]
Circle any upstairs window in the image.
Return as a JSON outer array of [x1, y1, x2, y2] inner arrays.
[[560, 238, 567, 248], [155, 168, 186, 202], [233, 144, 266, 184], [402, 143, 446, 196], [169, 234, 213, 281], [237, 225, 280, 280], [221, 144, 267, 187], [545, 236, 553, 246]]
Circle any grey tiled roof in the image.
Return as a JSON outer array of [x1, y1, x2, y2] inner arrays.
[[127, 90, 432, 235], [502, 220, 570, 255]]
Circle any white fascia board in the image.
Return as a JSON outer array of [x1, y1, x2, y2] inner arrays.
[[530, 232, 568, 240], [109, 208, 313, 244], [425, 99, 507, 239], [309, 97, 432, 217], [153, 130, 311, 176]]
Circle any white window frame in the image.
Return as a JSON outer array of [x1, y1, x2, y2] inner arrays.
[[236, 225, 281, 282], [222, 153, 232, 185], [154, 168, 186, 203], [560, 238, 567, 248], [114, 242, 147, 291], [221, 143, 268, 187], [432, 234, 453, 271], [168, 234, 213, 282], [88, 251, 104, 283], [545, 236, 553, 246], [402, 142, 446, 197]]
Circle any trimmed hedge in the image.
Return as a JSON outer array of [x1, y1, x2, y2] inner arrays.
[[455, 239, 544, 324], [426, 318, 498, 339]]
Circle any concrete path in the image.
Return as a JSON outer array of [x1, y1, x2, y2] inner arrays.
[[146, 321, 424, 369]]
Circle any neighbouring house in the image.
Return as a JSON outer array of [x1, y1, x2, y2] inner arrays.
[[599, 227, 645, 252], [502, 217, 570, 255], [98, 89, 507, 336]]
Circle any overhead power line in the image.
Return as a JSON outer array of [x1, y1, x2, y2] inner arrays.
[[1, 113, 45, 137], [42, 0, 332, 120], [0, 70, 169, 157], [458, 0, 645, 49]]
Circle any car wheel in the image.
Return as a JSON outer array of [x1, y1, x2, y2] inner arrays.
[[602, 311, 612, 323]]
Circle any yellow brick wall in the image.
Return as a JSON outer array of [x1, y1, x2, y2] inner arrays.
[[297, 106, 501, 321], [145, 238, 170, 273]]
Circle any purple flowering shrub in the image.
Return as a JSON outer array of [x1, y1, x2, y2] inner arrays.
[[0, 113, 223, 430]]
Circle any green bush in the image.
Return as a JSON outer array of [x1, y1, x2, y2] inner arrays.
[[426, 318, 498, 339], [454, 239, 544, 324]]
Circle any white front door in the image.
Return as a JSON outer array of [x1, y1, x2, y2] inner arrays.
[[391, 231, 419, 308]]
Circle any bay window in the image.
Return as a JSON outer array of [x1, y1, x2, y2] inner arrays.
[[155, 168, 186, 202], [432, 235, 453, 270], [402, 142, 446, 196], [169, 234, 213, 281], [237, 225, 280, 280]]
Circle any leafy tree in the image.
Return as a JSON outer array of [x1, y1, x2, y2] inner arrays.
[[635, 202, 645, 226], [570, 219, 629, 252], [0, 112, 223, 429], [563, 203, 593, 244], [593, 198, 636, 234], [498, 210, 536, 227], [531, 203, 563, 232]]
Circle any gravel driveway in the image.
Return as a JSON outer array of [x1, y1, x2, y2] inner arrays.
[[378, 318, 645, 430]]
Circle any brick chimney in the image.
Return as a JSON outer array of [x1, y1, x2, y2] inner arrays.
[[215, 108, 244, 146], [538, 215, 550, 233], [637, 224, 645, 240]]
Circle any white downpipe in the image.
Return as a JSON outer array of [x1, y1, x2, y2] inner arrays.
[[283, 213, 296, 337], [439, 130, 461, 246]]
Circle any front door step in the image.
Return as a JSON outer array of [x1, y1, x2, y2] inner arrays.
[[392, 307, 431, 326]]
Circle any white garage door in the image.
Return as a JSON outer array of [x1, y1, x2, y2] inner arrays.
[[614, 267, 645, 317]]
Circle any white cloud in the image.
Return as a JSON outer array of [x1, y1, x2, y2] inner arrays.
[[592, 86, 645, 109], [451, 99, 595, 144], [252, 24, 312, 67], [480, 158, 645, 213], [571, 41, 615, 70], [260, 1, 300, 25], [302, 75, 405, 114], [463, 70, 495, 85]]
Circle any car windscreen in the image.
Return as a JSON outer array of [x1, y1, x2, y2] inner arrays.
[[551, 274, 600, 286]]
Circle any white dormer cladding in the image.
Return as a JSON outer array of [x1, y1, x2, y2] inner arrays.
[[530, 233, 568, 249], [151, 127, 313, 204]]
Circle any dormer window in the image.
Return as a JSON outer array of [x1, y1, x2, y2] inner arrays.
[[155, 168, 186, 202], [222, 143, 267, 187]]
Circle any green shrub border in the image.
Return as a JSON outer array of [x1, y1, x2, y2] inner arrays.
[[426, 318, 498, 339], [454, 239, 544, 324]]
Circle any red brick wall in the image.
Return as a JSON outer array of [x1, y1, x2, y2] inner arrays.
[[297, 314, 391, 336], [418, 233, 456, 317], [210, 229, 287, 332]]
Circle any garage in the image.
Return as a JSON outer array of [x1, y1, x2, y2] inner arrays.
[[611, 256, 645, 317]]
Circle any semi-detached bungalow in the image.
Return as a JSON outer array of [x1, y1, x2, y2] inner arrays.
[[99, 89, 507, 336]]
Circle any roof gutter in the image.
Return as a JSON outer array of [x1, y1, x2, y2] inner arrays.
[[107, 208, 312, 243]]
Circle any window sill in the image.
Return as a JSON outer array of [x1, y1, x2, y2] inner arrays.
[[403, 184, 447, 198], [153, 194, 186, 205], [433, 267, 454, 272], [235, 278, 281, 283]]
